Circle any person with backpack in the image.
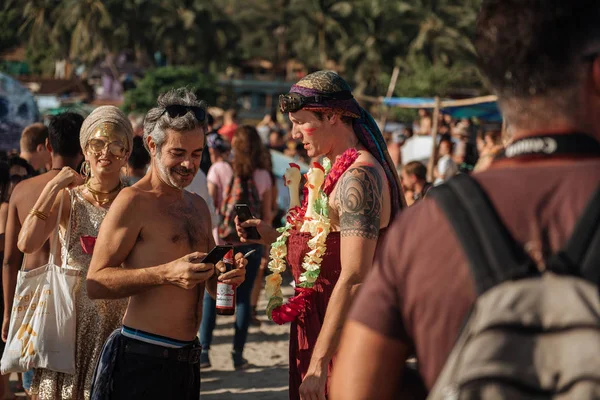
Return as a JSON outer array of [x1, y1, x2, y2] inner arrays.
[[331, 1, 600, 399], [200, 125, 273, 369]]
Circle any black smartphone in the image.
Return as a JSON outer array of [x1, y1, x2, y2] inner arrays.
[[234, 204, 261, 240], [198, 245, 232, 264]]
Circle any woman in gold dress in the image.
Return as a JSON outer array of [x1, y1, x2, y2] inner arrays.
[[18, 106, 133, 400]]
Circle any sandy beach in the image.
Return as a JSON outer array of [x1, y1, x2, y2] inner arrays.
[[199, 276, 293, 400], [8, 276, 293, 400]]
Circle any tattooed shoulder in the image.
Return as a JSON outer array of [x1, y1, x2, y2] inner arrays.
[[335, 165, 383, 240]]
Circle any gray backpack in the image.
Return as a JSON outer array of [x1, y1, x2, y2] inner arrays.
[[427, 174, 600, 400]]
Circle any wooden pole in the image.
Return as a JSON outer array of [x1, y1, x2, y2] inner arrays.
[[426, 97, 441, 182], [378, 66, 401, 131]]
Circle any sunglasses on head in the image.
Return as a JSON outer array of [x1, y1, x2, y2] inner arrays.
[[88, 138, 128, 158], [161, 105, 206, 122], [279, 91, 354, 113]]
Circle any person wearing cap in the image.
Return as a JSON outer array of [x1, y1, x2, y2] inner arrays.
[[17, 106, 133, 400], [236, 71, 404, 400], [86, 89, 247, 399]]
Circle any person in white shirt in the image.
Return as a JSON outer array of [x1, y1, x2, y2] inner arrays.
[[186, 169, 217, 228]]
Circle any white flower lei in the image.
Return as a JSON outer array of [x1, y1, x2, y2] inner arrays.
[[265, 159, 332, 320]]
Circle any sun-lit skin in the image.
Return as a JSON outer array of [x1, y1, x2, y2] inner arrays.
[[289, 110, 336, 158], [151, 128, 205, 190]]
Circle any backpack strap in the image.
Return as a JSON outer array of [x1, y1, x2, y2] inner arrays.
[[547, 185, 600, 285], [431, 174, 535, 295]]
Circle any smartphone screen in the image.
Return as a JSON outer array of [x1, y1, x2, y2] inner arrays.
[[234, 204, 261, 240], [199, 245, 232, 264]]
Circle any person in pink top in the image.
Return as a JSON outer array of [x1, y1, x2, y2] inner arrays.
[[200, 125, 272, 369]]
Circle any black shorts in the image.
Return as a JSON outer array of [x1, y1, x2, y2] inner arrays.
[[91, 329, 201, 400]]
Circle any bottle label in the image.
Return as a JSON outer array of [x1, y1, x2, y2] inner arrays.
[[216, 283, 235, 309]]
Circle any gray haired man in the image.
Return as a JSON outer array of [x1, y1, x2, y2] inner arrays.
[[87, 89, 247, 399]]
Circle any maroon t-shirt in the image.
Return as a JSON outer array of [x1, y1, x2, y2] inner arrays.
[[349, 157, 600, 390]]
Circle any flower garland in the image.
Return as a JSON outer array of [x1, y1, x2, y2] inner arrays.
[[265, 148, 360, 324]]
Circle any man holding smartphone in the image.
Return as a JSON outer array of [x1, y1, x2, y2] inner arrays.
[[86, 88, 247, 400], [236, 71, 404, 400]]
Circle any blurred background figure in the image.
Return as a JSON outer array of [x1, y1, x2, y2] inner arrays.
[[200, 113, 219, 175], [8, 156, 34, 193], [474, 129, 503, 172], [218, 109, 239, 143], [434, 136, 458, 185], [19, 123, 50, 174], [0, 161, 13, 399], [201, 125, 272, 370], [124, 136, 150, 186], [268, 129, 286, 153], [400, 161, 431, 206]]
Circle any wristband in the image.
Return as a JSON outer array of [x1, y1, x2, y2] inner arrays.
[[28, 209, 49, 221]]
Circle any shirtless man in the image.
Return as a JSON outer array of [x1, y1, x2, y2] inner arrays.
[[1, 115, 82, 395], [2, 114, 83, 340], [19, 123, 52, 174], [236, 71, 404, 400], [86, 89, 246, 400]]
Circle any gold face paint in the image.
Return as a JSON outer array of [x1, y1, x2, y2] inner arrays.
[[87, 123, 129, 158], [91, 123, 128, 145]]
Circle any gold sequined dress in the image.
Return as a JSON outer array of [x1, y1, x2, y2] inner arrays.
[[31, 188, 128, 400]]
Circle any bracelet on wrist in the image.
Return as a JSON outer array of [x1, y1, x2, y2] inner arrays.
[[28, 209, 49, 221]]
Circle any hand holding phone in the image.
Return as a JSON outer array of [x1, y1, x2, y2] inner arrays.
[[197, 245, 233, 264], [234, 204, 261, 240]]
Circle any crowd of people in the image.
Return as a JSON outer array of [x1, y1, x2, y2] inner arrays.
[[0, 0, 598, 399]]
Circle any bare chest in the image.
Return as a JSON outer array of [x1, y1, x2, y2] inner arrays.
[[140, 199, 209, 253]]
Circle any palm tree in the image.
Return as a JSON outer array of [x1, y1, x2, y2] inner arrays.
[[403, 0, 479, 66], [149, 0, 238, 69], [287, 0, 354, 70]]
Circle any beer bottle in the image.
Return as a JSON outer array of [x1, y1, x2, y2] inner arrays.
[[216, 248, 236, 316]]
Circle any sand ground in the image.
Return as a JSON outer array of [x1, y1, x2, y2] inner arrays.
[[199, 281, 293, 400], [6, 278, 294, 400]]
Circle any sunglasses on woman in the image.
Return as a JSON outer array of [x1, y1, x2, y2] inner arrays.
[[88, 138, 128, 158]]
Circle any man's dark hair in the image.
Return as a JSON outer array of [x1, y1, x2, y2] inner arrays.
[[48, 112, 84, 158], [0, 162, 9, 203], [128, 136, 151, 170], [475, 0, 600, 101], [403, 161, 427, 181], [439, 135, 454, 149], [8, 155, 35, 177], [20, 123, 48, 153]]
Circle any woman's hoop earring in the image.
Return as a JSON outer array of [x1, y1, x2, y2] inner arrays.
[[80, 160, 91, 181]]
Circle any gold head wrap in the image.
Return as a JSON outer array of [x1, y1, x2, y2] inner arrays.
[[80, 106, 133, 153]]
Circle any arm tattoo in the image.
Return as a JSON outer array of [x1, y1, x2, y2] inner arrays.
[[335, 165, 383, 240]]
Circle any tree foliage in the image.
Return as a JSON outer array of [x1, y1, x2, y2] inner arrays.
[[122, 66, 218, 114], [2, 0, 483, 99]]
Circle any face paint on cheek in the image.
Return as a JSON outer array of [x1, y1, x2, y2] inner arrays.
[[304, 127, 317, 136]]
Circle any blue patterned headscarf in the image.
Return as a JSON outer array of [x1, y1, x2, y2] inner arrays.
[[289, 70, 405, 216]]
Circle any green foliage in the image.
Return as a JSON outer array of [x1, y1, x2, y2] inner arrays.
[[6, 0, 484, 105], [121, 66, 219, 114], [0, 7, 22, 51], [25, 44, 56, 76], [394, 57, 481, 98]]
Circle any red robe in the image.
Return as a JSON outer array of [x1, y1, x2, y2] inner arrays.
[[286, 230, 386, 399], [287, 230, 342, 400]]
